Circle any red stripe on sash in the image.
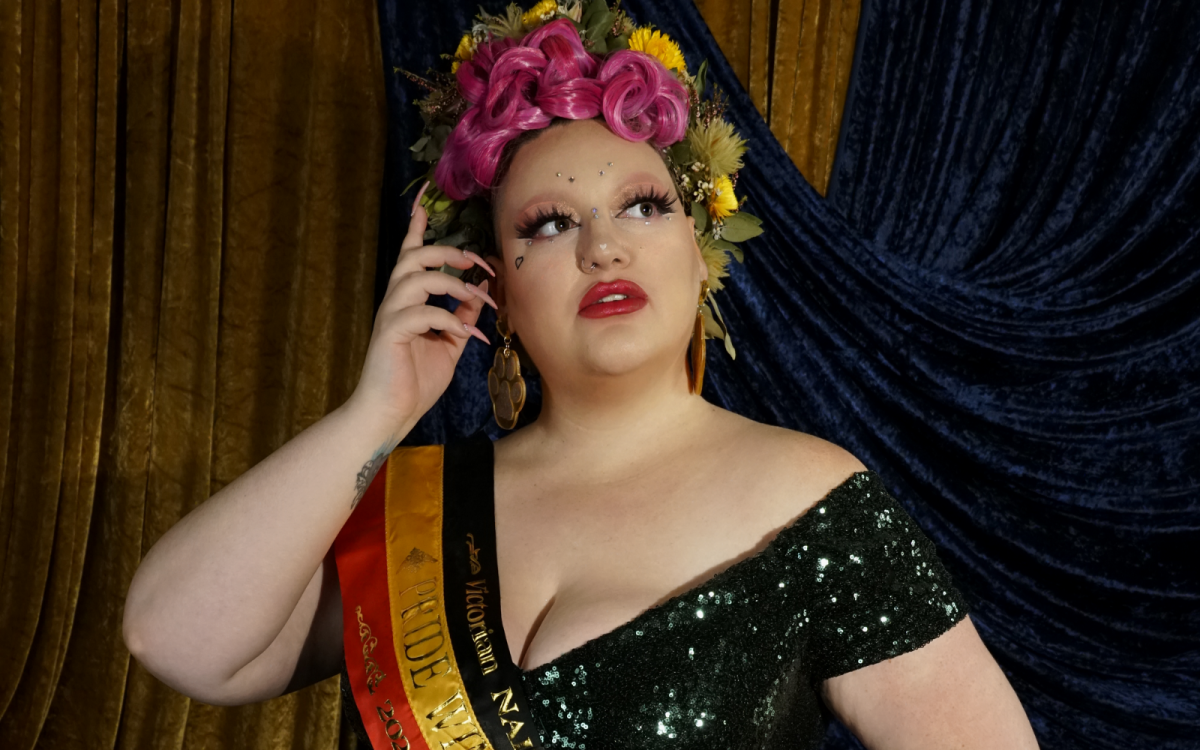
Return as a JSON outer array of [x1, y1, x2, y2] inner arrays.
[[335, 458, 430, 750]]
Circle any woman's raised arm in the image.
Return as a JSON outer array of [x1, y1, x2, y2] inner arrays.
[[122, 189, 497, 705]]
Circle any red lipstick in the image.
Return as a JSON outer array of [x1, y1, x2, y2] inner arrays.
[[578, 279, 649, 318]]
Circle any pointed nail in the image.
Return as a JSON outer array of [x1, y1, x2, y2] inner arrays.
[[465, 323, 490, 345], [411, 180, 431, 217]]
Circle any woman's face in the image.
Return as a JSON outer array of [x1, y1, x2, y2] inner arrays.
[[491, 118, 708, 387]]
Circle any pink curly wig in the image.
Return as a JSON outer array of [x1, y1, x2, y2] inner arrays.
[[435, 19, 690, 201]]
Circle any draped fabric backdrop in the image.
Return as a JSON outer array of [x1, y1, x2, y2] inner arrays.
[[0, 1, 384, 748], [379, 1, 1200, 749]]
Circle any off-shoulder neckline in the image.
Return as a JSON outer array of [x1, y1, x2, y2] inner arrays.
[[514, 468, 882, 674]]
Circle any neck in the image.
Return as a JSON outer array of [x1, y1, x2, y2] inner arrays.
[[521, 353, 714, 476]]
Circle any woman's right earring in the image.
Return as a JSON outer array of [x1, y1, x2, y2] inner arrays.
[[488, 315, 526, 430]]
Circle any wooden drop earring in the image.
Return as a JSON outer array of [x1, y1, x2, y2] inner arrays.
[[488, 315, 526, 430], [687, 280, 710, 396]]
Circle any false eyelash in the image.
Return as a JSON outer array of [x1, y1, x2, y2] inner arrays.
[[516, 206, 577, 240], [623, 186, 679, 216], [514, 187, 680, 240]]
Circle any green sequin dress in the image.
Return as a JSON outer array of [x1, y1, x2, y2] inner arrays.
[[340, 470, 970, 749]]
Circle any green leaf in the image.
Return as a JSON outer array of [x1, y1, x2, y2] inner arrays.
[[609, 32, 630, 50], [695, 59, 709, 99], [402, 173, 428, 194], [709, 296, 736, 359], [669, 141, 694, 164], [409, 135, 430, 153], [719, 212, 764, 242], [582, 0, 609, 27], [690, 201, 708, 234]]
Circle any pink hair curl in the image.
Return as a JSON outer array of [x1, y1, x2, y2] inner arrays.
[[435, 19, 689, 200]]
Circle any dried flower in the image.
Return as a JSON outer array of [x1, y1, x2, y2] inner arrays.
[[688, 120, 746, 178]]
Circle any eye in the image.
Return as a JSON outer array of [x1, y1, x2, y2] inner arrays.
[[516, 209, 579, 240], [620, 201, 659, 219], [537, 216, 576, 237], [617, 188, 678, 222]]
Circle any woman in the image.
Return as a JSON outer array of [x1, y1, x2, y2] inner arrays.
[[123, 6, 1038, 749]]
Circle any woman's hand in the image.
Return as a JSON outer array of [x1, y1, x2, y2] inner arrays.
[[348, 182, 497, 428]]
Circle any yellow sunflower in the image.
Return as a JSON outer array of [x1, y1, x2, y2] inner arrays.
[[522, 0, 559, 28], [707, 175, 738, 221], [629, 27, 686, 73], [451, 33, 476, 73]]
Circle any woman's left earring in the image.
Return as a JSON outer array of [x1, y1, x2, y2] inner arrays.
[[488, 315, 526, 430], [688, 280, 710, 396]]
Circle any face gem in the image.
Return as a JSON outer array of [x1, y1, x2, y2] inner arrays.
[[557, 172, 562, 177], [599, 243, 607, 250], [515, 256, 524, 269], [599, 170, 605, 175], [608, 162, 614, 166], [568, 176, 575, 182]]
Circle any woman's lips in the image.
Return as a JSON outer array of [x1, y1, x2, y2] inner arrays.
[[578, 296, 648, 318]]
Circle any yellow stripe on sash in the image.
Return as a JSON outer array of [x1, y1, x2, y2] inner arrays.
[[386, 446, 493, 750]]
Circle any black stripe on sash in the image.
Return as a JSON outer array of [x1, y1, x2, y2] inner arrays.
[[442, 431, 543, 750]]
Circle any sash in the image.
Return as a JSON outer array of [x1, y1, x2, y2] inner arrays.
[[335, 432, 542, 750]]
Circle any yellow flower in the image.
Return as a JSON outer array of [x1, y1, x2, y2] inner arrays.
[[522, 0, 558, 28], [454, 33, 476, 62], [707, 175, 738, 221], [629, 27, 686, 73]]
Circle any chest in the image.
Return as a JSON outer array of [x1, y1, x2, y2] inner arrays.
[[492, 453, 796, 670]]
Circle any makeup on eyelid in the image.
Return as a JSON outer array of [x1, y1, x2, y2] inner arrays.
[[513, 183, 678, 241]]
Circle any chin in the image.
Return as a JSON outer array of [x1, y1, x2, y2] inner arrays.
[[578, 335, 667, 376]]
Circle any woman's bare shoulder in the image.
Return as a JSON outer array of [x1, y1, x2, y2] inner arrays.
[[712, 410, 870, 516]]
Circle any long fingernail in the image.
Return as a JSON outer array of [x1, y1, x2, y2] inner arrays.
[[411, 180, 430, 217], [464, 323, 490, 345], [465, 282, 498, 310], [465, 249, 496, 277]]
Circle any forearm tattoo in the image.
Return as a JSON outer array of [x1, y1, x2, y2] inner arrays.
[[351, 437, 395, 509]]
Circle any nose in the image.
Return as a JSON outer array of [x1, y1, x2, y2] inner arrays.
[[578, 214, 630, 273]]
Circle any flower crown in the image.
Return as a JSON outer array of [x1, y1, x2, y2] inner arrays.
[[403, 0, 762, 358]]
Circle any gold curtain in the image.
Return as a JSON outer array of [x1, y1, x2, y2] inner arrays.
[[1, 1, 858, 748], [693, 0, 862, 196], [0, 1, 384, 748]]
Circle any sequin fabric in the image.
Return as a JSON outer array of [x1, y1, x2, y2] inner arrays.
[[339, 471, 969, 749]]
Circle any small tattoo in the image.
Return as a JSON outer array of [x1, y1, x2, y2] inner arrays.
[[515, 256, 524, 269], [352, 437, 395, 509]]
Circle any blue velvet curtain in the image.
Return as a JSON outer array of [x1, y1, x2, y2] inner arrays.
[[374, 1, 1200, 747]]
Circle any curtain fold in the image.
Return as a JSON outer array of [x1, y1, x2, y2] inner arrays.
[[694, 0, 861, 195], [0, 1, 386, 748]]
